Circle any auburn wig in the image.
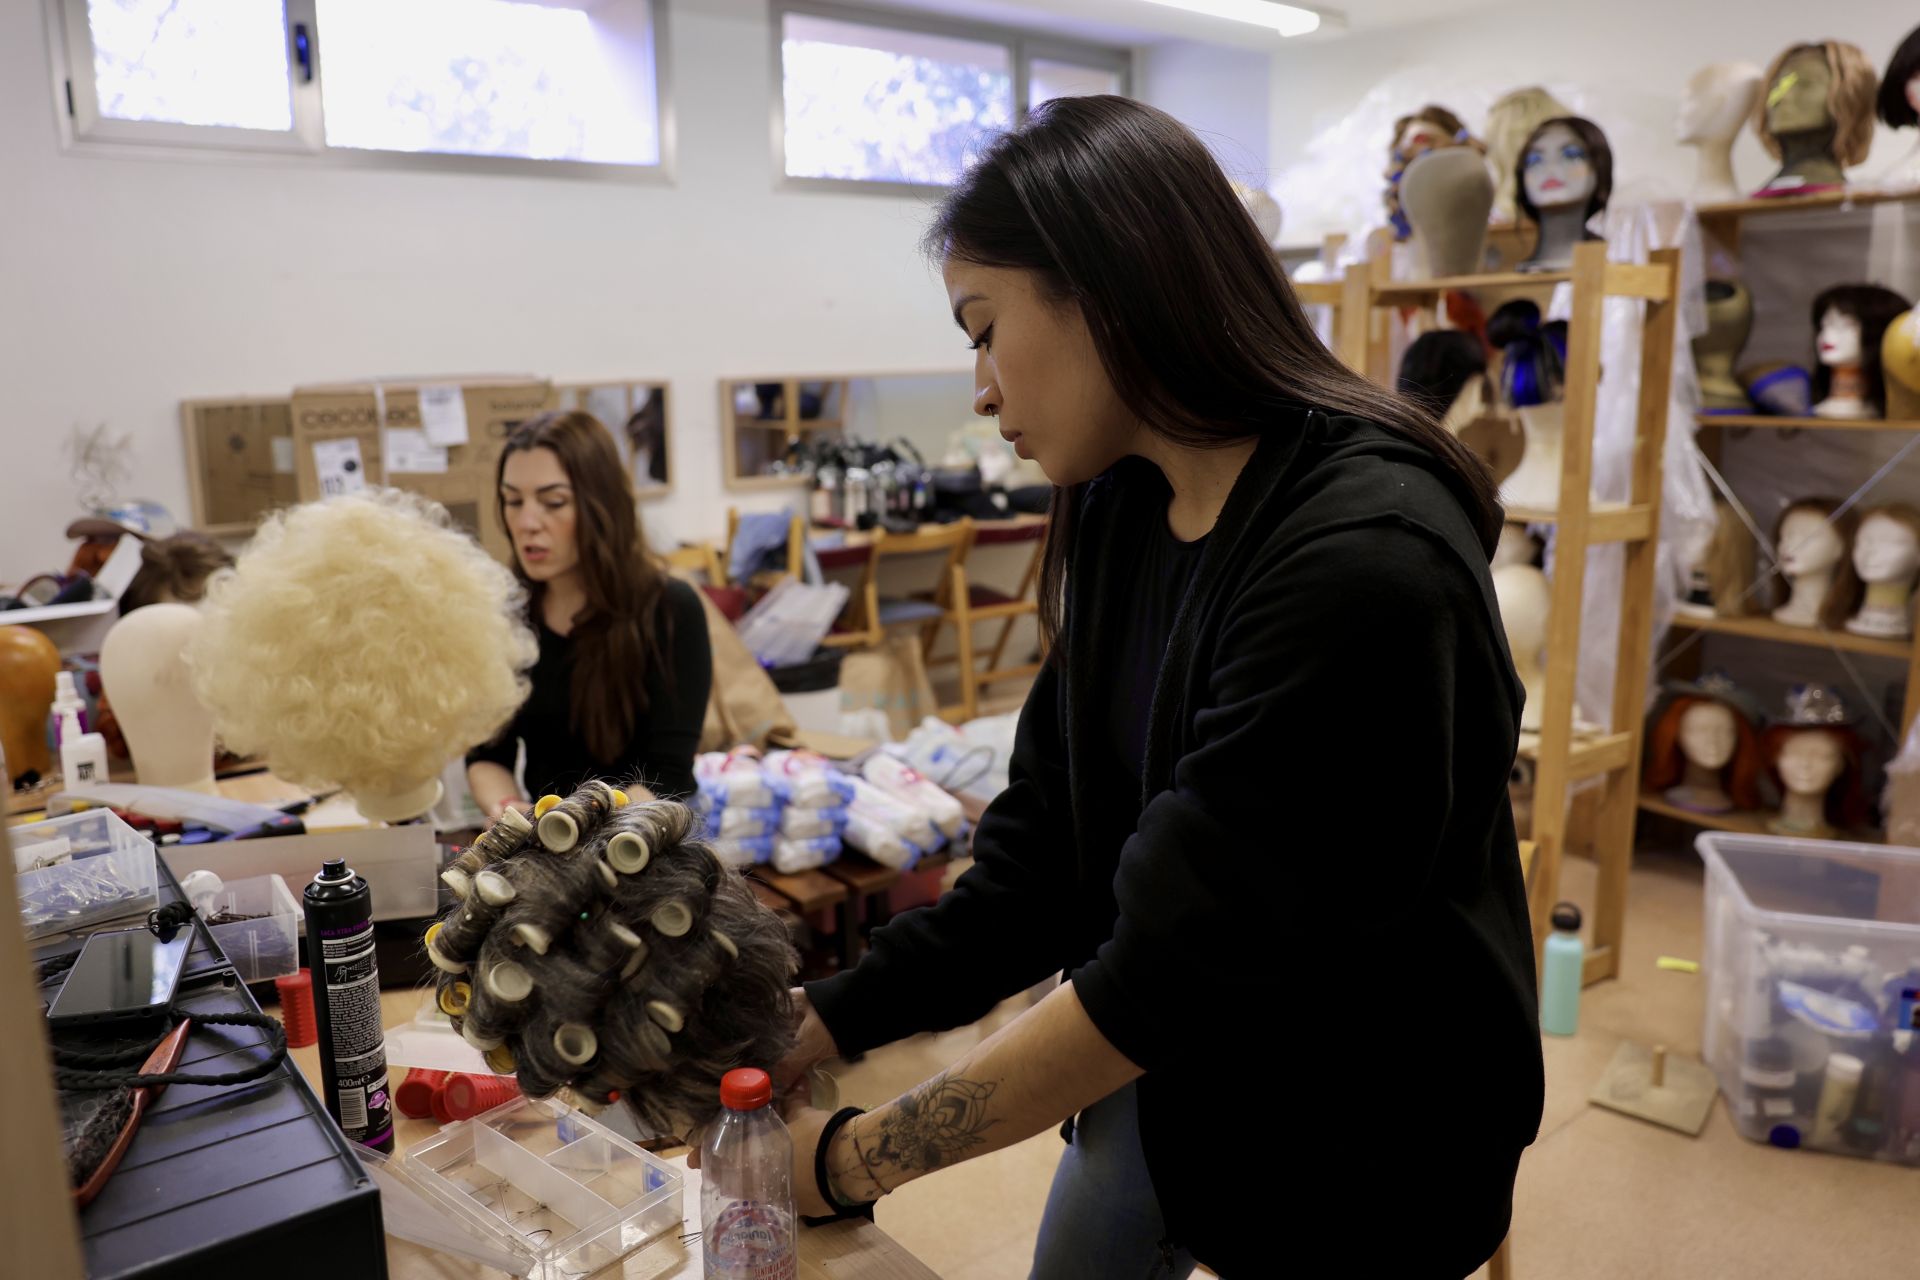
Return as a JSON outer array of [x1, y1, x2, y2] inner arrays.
[[1643, 694, 1764, 810]]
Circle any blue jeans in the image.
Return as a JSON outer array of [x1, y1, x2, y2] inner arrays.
[[1030, 1082, 1198, 1280]]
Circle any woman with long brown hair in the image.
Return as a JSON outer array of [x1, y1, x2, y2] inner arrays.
[[465, 411, 709, 815], [771, 98, 1541, 1278]]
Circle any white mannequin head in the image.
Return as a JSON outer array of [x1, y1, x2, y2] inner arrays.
[[1521, 121, 1597, 212], [1817, 307, 1865, 368], [1775, 730, 1845, 797], [1677, 62, 1765, 143], [1493, 564, 1551, 659], [99, 602, 217, 793], [1853, 510, 1920, 583], [1492, 525, 1538, 570], [1778, 508, 1845, 577], [1678, 701, 1738, 770]]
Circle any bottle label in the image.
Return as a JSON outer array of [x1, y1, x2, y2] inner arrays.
[[703, 1202, 796, 1280], [318, 919, 393, 1146]]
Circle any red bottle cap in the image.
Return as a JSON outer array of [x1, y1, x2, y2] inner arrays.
[[720, 1067, 772, 1111]]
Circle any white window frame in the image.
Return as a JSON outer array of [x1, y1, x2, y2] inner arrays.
[[770, 1, 1131, 196], [44, 0, 676, 183]]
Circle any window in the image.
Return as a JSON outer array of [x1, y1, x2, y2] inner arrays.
[[775, 5, 1129, 190], [50, 0, 670, 174]]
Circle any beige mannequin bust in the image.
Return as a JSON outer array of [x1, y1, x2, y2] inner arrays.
[[1669, 701, 1739, 812], [1770, 730, 1845, 837], [1499, 401, 1567, 511], [1676, 62, 1763, 204], [1694, 280, 1754, 412], [99, 603, 217, 793], [1771, 508, 1846, 627], [1399, 147, 1494, 279], [1493, 564, 1551, 733], [1846, 507, 1920, 638]]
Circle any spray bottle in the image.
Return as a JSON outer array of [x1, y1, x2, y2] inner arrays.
[[303, 858, 394, 1152], [58, 707, 108, 790], [49, 670, 86, 746]]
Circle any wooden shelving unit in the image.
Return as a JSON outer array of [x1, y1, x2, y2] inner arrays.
[[719, 376, 849, 490], [1635, 792, 1771, 836], [1346, 241, 1682, 986], [1638, 186, 1920, 842]]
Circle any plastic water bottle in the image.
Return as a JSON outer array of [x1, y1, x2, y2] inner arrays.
[[701, 1068, 797, 1279], [1540, 901, 1584, 1036]]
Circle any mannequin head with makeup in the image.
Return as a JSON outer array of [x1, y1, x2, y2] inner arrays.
[[1810, 284, 1911, 419], [932, 95, 1502, 644], [1751, 40, 1877, 197], [1677, 63, 1764, 203], [1486, 87, 1571, 225], [1515, 117, 1611, 273]]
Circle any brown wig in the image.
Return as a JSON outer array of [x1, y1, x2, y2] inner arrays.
[[119, 530, 234, 615], [1761, 724, 1872, 830], [1881, 27, 1920, 128], [1643, 694, 1764, 810], [923, 96, 1502, 649], [1769, 497, 1864, 630], [1754, 41, 1878, 166], [497, 411, 671, 764], [1513, 116, 1612, 230], [1705, 498, 1758, 618], [1810, 284, 1913, 416]]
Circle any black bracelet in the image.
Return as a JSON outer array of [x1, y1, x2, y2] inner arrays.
[[804, 1106, 878, 1226]]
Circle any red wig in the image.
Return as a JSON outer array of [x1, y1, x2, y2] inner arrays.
[[1643, 694, 1764, 810]]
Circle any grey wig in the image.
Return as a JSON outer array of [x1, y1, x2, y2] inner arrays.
[[428, 781, 797, 1134]]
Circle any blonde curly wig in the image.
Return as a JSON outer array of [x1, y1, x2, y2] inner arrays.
[[188, 489, 537, 819]]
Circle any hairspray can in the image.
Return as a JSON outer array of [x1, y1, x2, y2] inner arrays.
[[303, 858, 394, 1152]]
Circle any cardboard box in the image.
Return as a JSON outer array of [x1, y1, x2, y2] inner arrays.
[[290, 377, 556, 562], [181, 397, 300, 532]]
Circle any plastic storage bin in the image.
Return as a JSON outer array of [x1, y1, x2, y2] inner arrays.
[[203, 873, 300, 982], [399, 1095, 683, 1278], [12, 808, 158, 940], [1700, 832, 1920, 1163]]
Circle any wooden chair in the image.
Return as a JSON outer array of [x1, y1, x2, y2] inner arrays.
[[822, 521, 976, 673], [660, 541, 726, 583], [936, 517, 1046, 719]]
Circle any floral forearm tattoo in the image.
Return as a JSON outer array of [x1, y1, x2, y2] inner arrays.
[[844, 1072, 1001, 1194]]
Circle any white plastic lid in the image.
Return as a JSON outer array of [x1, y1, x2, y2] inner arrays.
[[53, 671, 80, 708], [1828, 1053, 1864, 1083]]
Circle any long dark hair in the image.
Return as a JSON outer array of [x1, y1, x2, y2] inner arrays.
[[1809, 284, 1911, 416], [925, 95, 1501, 645], [496, 411, 671, 764]]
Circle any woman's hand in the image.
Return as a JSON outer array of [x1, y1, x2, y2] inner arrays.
[[781, 1099, 838, 1219], [773, 988, 840, 1092]]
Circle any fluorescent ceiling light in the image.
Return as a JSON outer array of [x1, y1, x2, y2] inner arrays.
[[1143, 0, 1322, 37]]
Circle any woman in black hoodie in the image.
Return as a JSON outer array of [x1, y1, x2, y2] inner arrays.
[[775, 97, 1543, 1279]]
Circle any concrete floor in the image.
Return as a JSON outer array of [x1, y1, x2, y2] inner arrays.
[[827, 838, 1915, 1278]]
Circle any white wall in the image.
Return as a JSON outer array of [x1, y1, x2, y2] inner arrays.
[[1268, 1, 1918, 243], [1139, 38, 1272, 186]]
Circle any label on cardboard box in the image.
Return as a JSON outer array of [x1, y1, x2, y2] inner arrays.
[[313, 438, 368, 496], [384, 428, 450, 475], [271, 436, 295, 474], [418, 384, 470, 447]]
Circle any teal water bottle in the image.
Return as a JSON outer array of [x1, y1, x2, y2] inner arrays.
[[1540, 902, 1584, 1036]]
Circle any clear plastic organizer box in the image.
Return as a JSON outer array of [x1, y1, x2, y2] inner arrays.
[[12, 808, 158, 940], [375, 1094, 684, 1278], [1700, 832, 1920, 1163], [204, 873, 300, 983]]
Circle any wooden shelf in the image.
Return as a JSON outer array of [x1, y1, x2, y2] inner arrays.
[[1667, 611, 1914, 660], [1694, 187, 1920, 223], [1697, 413, 1920, 431], [1505, 503, 1654, 543], [1636, 792, 1772, 835], [1373, 269, 1569, 301], [737, 418, 844, 433], [1292, 279, 1343, 305]]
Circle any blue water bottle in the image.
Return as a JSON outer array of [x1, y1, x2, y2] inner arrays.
[[1540, 902, 1584, 1036]]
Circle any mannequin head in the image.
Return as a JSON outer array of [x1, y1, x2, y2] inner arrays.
[[1486, 87, 1572, 223], [1853, 505, 1920, 584], [1678, 62, 1765, 144], [1695, 280, 1756, 410], [0, 625, 60, 786], [1771, 498, 1862, 629], [1644, 690, 1764, 810], [1879, 27, 1920, 130], [99, 603, 215, 792], [1762, 685, 1871, 829], [1399, 146, 1495, 278], [1396, 329, 1487, 415], [1515, 117, 1612, 228], [1753, 41, 1878, 166], [1809, 285, 1912, 416], [1384, 104, 1474, 240], [189, 489, 538, 822], [1490, 300, 1567, 407], [1775, 731, 1845, 796], [119, 531, 233, 616]]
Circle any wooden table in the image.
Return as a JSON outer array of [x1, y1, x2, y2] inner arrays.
[[284, 988, 937, 1280]]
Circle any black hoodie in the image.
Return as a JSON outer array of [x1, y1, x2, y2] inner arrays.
[[808, 409, 1544, 1277]]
